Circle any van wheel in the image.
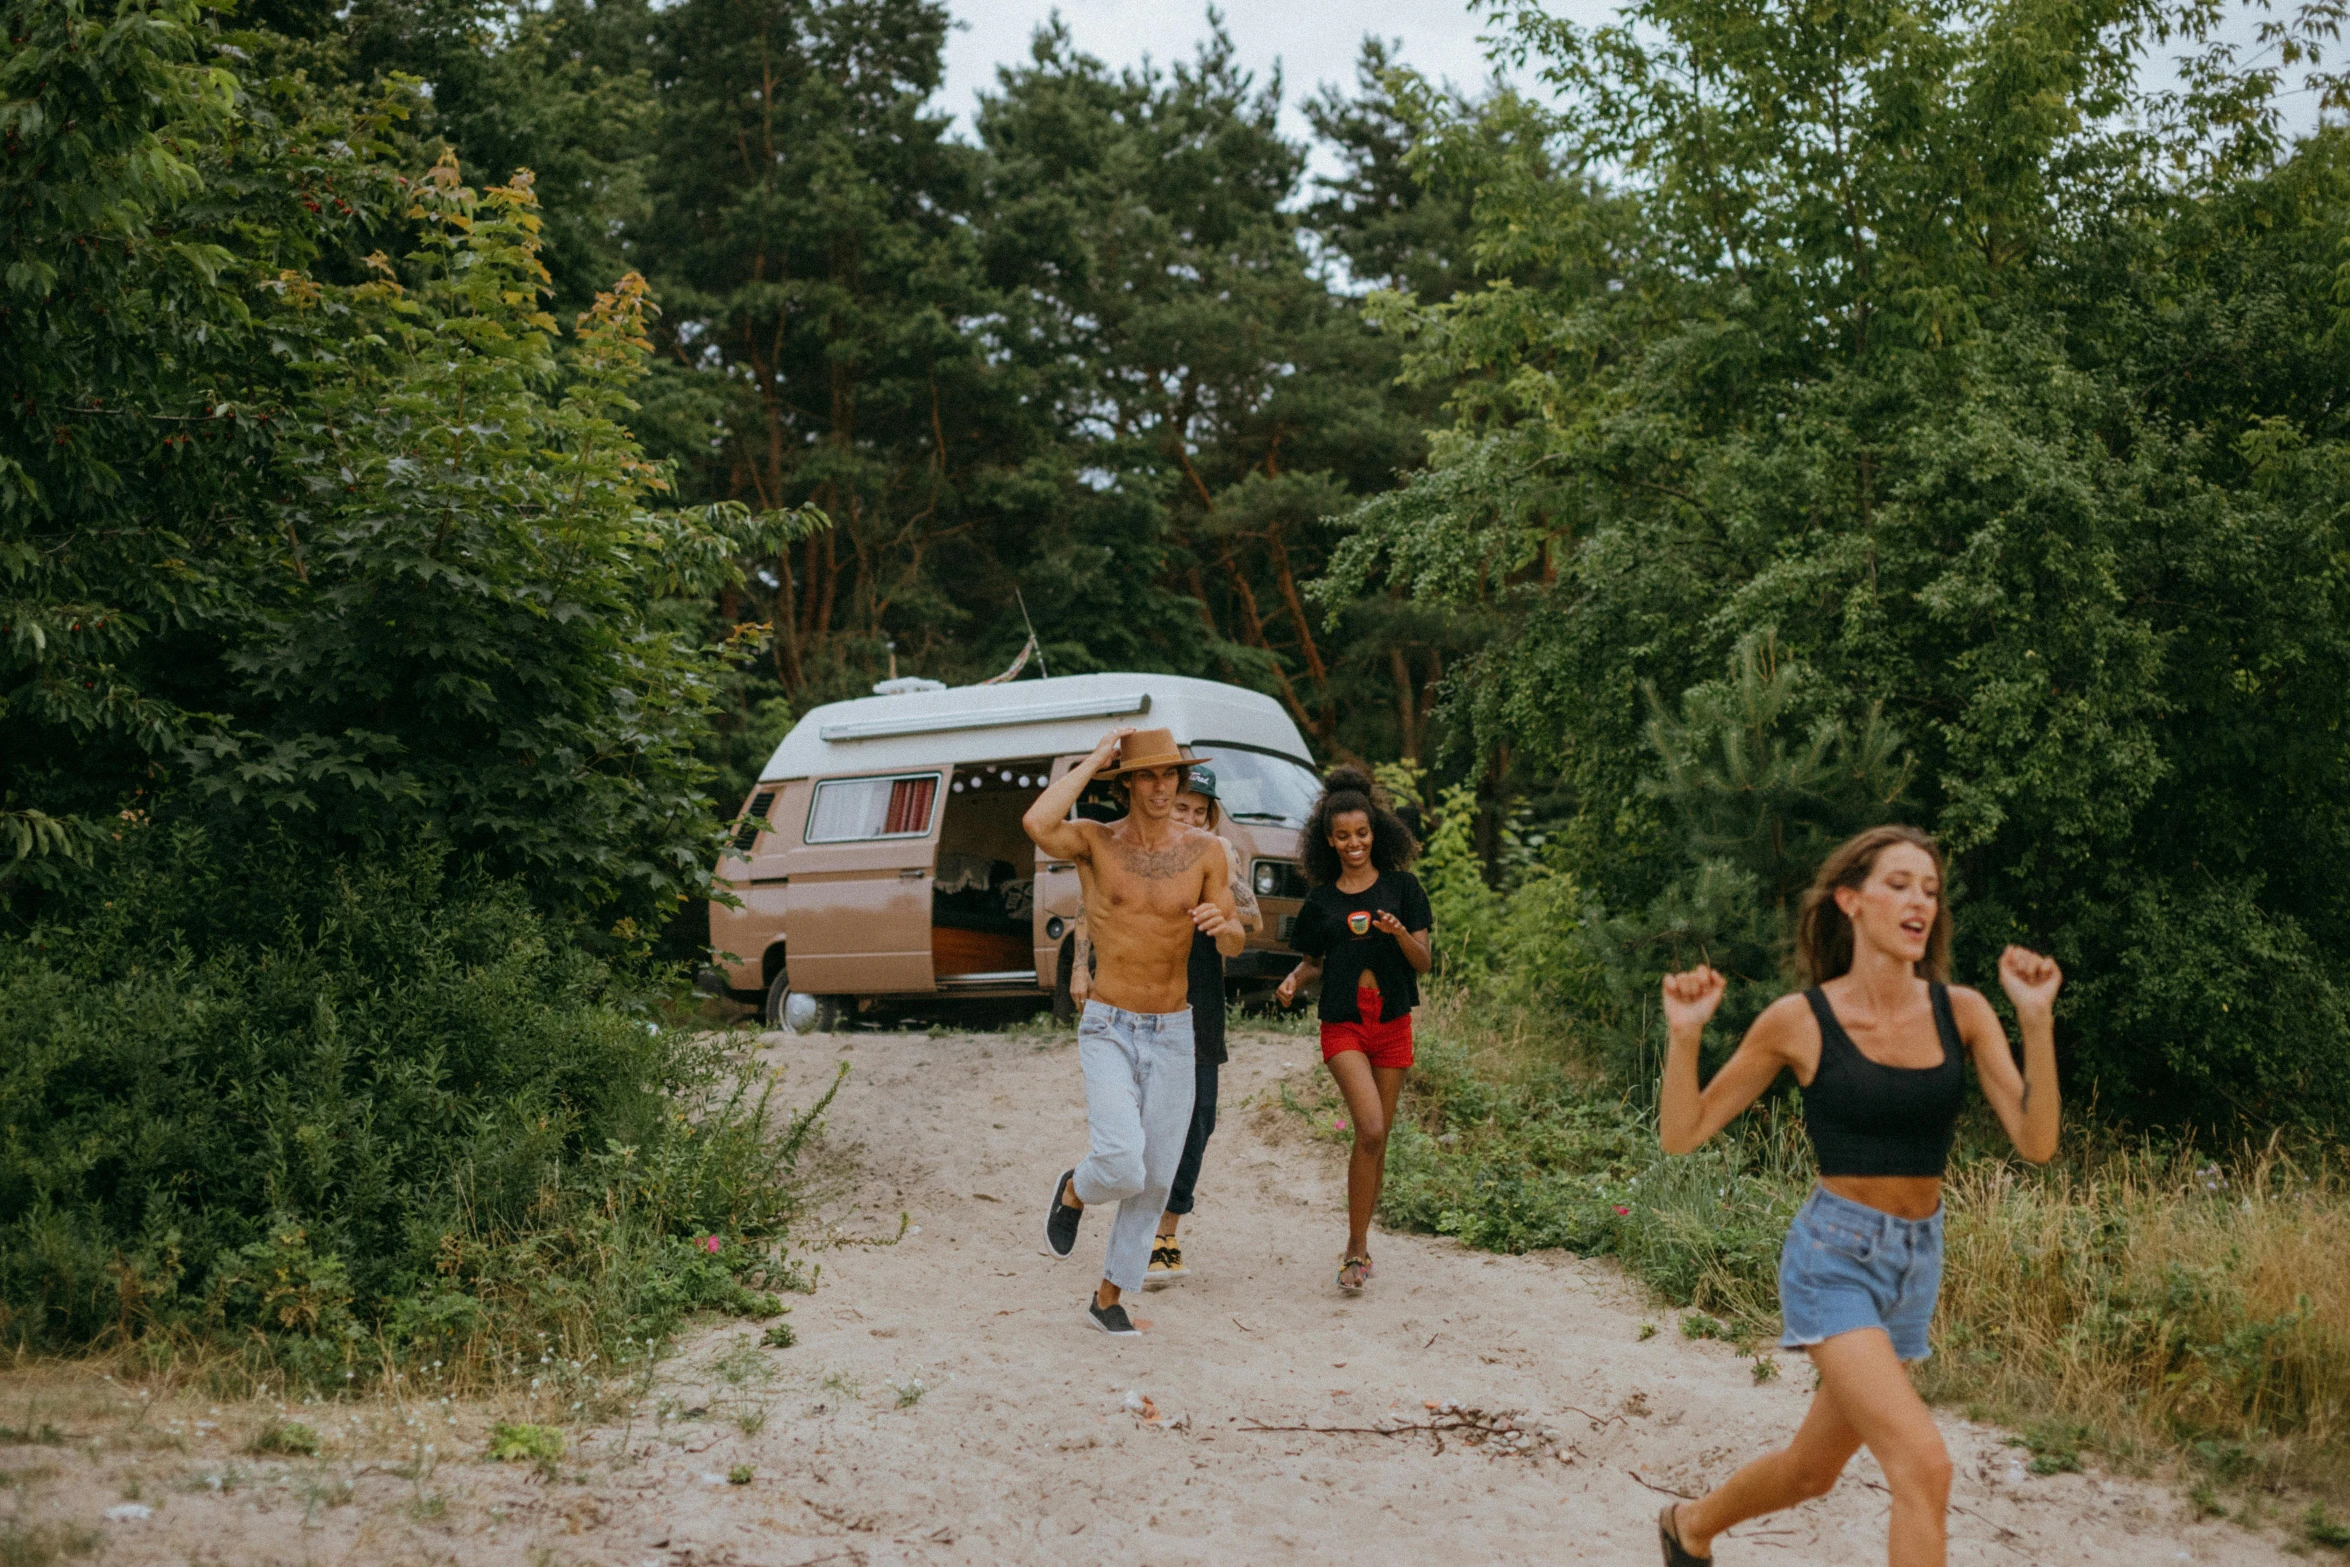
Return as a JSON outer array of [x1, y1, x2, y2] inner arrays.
[[1051, 935, 1077, 1025], [764, 972, 843, 1034]]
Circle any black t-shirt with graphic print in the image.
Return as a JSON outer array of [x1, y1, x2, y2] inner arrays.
[[1289, 871, 1433, 1024]]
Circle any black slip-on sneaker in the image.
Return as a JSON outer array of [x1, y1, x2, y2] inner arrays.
[[1658, 1504, 1711, 1566], [1086, 1297, 1141, 1335], [1041, 1168, 1081, 1260]]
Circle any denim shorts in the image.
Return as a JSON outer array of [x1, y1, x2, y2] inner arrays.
[[1778, 1185, 1944, 1363]]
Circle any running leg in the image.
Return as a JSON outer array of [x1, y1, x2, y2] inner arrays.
[[1325, 1051, 1400, 1259], [1808, 1328, 1951, 1566], [1674, 1371, 1863, 1554]]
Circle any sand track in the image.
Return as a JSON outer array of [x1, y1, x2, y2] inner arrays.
[[8, 1024, 2294, 1565]]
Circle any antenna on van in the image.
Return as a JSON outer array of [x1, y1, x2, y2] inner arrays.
[[1014, 589, 1051, 680]]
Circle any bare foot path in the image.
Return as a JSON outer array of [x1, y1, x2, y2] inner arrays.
[[8, 1023, 2290, 1565]]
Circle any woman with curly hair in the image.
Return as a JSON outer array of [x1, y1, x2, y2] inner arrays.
[[1652, 825, 2063, 1567], [1274, 766, 1431, 1293]]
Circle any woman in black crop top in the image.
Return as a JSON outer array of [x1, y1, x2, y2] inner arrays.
[[1649, 826, 2063, 1567]]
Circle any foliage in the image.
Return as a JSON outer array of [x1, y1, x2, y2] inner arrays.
[[0, 829, 837, 1383], [1, 0, 397, 893], [347, 0, 657, 321], [1326, 0, 2350, 1128], [486, 1421, 565, 1463], [1414, 783, 1506, 973], [1406, 769, 1606, 1026], [628, 0, 1012, 700], [1640, 630, 1913, 924], [182, 152, 820, 926], [2, 3, 819, 934]]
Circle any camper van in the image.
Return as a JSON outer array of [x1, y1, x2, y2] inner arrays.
[[711, 672, 1320, 1031]]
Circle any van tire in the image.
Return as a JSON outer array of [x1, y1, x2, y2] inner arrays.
[[764, 972, 844, 1034]]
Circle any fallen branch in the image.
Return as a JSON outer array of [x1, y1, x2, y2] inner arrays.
[[1559, 1404, 1630, 1430], [1240, 1404, 1566, 1460], [1241, 1421, 1410, 1437], [1625, 1468, 1699, 1499]]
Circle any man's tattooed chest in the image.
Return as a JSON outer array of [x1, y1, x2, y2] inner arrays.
[[1111, 837, 1209, 882]]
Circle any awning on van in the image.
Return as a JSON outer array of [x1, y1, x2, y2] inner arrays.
[[817, 691, 1151, 743]]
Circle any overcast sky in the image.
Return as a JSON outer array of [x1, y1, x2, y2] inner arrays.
[[937, 1, 1554, 132], [934, 0, 2325, 148]]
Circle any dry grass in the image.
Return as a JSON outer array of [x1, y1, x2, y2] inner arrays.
[[1926, 1143, 2350, 1500]]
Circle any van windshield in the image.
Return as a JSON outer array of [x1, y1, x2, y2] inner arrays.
[[1198, 745, 1320, 828]]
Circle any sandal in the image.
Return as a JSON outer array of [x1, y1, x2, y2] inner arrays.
[[1658, 1502, 1711, 1566], [1336, 1254, 1372, 1292]]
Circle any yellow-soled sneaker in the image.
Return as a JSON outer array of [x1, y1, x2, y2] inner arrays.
[[1144, 1241, 1188, 1287]]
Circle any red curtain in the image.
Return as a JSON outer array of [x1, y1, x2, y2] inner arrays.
[[884, 776, 935, 835]]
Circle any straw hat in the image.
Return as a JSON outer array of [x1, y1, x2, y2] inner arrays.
[[1100, 728, 1211, 779]]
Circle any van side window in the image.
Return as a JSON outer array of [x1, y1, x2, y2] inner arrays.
[[806, 774, 940, 842]]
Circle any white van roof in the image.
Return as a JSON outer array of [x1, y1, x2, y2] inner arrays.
[[759, 672, 1312, 782]]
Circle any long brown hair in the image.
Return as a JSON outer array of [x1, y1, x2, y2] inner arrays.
[[1794, 826, 1952, 985]]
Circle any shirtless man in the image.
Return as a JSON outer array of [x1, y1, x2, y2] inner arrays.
[[1024, 726, 1241, 1334]]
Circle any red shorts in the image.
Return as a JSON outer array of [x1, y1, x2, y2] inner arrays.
[[1320, 983, 1414, 1070]]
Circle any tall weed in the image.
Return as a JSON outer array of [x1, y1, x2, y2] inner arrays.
[[1925, 1145, 2349, 1495]]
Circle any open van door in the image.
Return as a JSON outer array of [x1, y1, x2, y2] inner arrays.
[[782, 770, 943, 996]]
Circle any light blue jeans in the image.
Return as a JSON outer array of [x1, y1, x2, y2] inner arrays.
[[1071, 1000, 1196, 1293]]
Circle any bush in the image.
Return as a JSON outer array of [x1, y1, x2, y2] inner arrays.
[[0, 829, 834, 1387]]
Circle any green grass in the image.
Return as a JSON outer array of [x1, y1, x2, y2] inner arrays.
[[487, 1421, 565, 1476], [2305, 1504, 2350, 1550], [0, 1519, 100, 1567], [247, 1418, 319, 1456]]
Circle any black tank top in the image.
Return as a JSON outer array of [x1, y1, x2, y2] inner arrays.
[[1187, 928, 1227, 1066], [1800, 984, 1966, 1178]]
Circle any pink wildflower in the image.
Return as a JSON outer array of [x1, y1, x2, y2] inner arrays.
[[1612, 1205, 1631, 1217], [701, 1235, 723, 1254]]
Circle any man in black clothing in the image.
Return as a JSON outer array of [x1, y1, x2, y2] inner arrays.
[[1146, 766, 1258, 1284]]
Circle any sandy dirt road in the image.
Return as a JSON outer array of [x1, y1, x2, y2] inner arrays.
[[10, 1023, 2294, 1566]]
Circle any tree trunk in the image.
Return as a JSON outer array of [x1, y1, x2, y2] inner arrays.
[[1389, 644, 1419, 761], [1217, 547, 1317, 734], [1265, 525, 1335, 746]]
